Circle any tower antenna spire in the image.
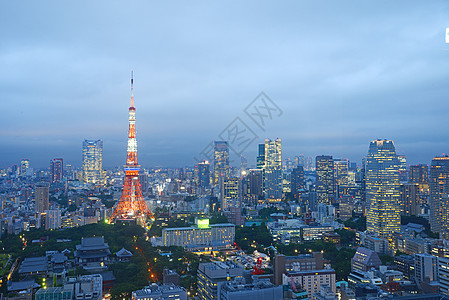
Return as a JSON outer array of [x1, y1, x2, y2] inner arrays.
[[130, 70, 134, 107]]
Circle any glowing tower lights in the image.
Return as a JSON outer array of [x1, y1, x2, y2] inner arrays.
[[109, 71, 155, 225]]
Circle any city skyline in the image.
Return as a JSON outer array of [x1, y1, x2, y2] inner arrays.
[[1, 1, 449, 168]]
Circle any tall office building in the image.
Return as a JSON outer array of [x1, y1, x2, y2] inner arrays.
[[257, 144, 265, 169], [400, 183, 419, 216], [20, 159, 30, 176], [291, 166, 305, 201], [398, 155, 408, 182], [50, 158, 64, 183], [213, 141, 229, 185], [316, 156, 335, 205], [334, 159, 349, 198], [82, 140, 103, 184], [65, 164, 73, 180], [366, 139, 401, 240], [429, 155, 449, 237], [197, 160, 211, 189], [222, 177, 240, 210], [245, 169, 263, 202], [35, 182, 50, 213], [262, 139, 282, 201], [410, 164, 430, 194]]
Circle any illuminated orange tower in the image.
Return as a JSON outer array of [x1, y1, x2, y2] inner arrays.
[[110, 71, 154, 225]]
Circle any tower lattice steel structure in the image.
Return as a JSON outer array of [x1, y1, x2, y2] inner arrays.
[[110, 72, 154, 224]]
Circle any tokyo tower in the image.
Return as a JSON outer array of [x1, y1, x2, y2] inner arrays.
[[109, 71, 154, 225]]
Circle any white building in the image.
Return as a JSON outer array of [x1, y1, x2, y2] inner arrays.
[[162, 221, 235, 251], [282, 268, 336, 297], [415, 253, 438, 284]]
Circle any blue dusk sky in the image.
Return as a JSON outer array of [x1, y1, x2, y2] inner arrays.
[[1, 1, 449, 169]]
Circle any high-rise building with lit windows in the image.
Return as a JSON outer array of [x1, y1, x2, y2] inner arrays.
[[291, 166, 304, 200], [410, 164, 430, 197], [35, 182, 50, 213], [257, 144, 265, 169], [213, 141, 229, 185], [20, 159, 30, 176], [82, 140, 103, 184], [222, 177, 240, 210], [197, 160, 210, 189], [245, 169, 263, 202], [334, 159, 349, 198], [366, 139, 401, 240], [316, 155, 335, 205], [429, 155, 449, 237], [262, 138, 282, 201], [50, 158, 63, 183], [398, 155, 408, 182]]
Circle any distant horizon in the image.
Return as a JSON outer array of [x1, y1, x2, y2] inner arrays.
[[2, 137, 444, 170]]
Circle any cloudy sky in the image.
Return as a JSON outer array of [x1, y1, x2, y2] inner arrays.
[[1, 1, 448, 169]]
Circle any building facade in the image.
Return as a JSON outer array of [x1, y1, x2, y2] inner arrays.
[[82, 140, 103, 184], [262, 139, 282, 201], [316, 156, 335, 205], [35, 182, 50, 213], [162, 223, 235, 251], [213, 141, 229, 185], [366, 139, 401, 240], [50, 158, 63, 183], [430, 156, 449, 237]]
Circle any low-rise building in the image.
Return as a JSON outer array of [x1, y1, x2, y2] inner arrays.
[[312, 284, 338, 300], [351, 247, 381, 272], [219, 277, 282, 300], [274, 253, 324, 286], [75, 237, 111, 271], [163, 222, 235, 251], [132, 283, 187, 300], [282, 267, 336, 297]]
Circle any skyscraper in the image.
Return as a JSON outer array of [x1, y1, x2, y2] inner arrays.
[[316, 155, 335, 205], [366, 139, 401, 240], [262, 138, 282, 201], [245, 168, 263, 202], [213, 141, 229, 185], [398, 155, 408, 182], [50, 158, 63, 183], [82, 140, 103, 184], [400, 183, 418, 216], [35, 182, 50, 213], [429, 155, 449, 236], [197, 160, 211, 189], [222, 177, 240, 210], [334, 159, 349, 198], [291, 166, 305, 201], [257, 144, 265, 169], [20, 159, 30, 176], [409, 164, 430, 194]]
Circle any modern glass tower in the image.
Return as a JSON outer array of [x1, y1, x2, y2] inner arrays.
[[366, 139, 401, 240], [263, 138, 282, 201], [82, 139, 103, 184], [197, 160, 211, 189], [316, 155, 335, 205], [213, 141, 229, 185], [429, 155, 449, 237]]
